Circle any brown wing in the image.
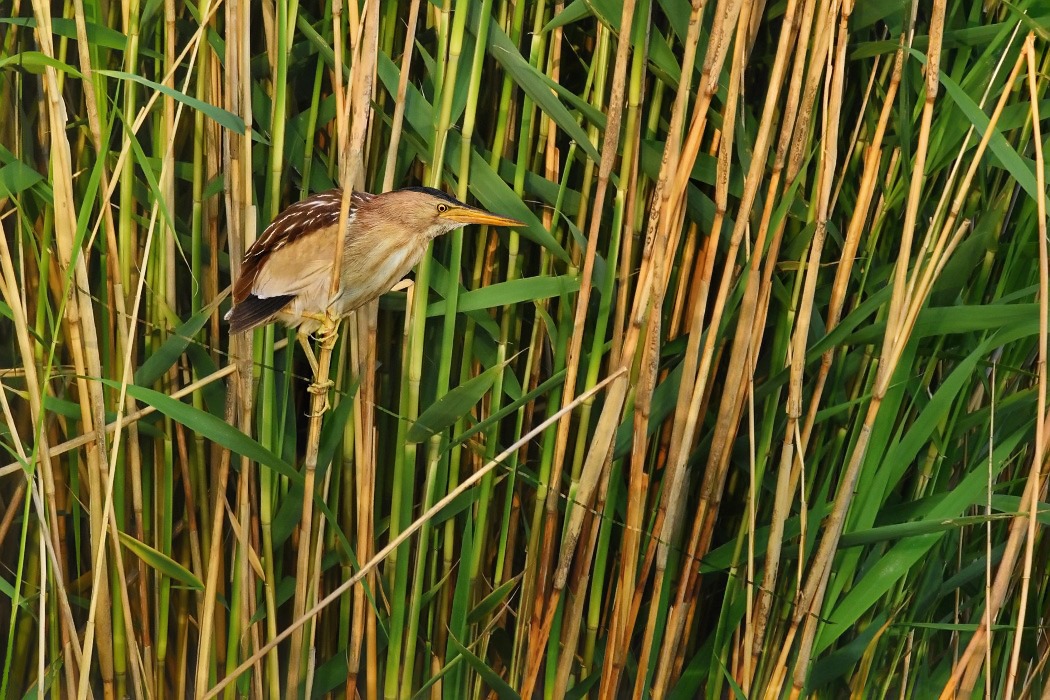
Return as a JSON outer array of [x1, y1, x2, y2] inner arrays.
[[225, 294, 294, 333], [232, 190, 375, 303]]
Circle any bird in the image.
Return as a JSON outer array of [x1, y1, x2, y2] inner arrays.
[[225, 186, 524, 375]]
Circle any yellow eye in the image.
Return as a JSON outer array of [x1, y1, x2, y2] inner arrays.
[[437, 203, 449, 213]]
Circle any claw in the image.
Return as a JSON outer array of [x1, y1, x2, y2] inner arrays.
[[317, 326, 336, 341], [307, 401, 330, 418], [317, 321, 339, 351], [306, 378, 335, 416], [307, 379, 335, 393]]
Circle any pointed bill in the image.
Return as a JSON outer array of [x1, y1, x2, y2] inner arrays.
[[440, 205, 524, 228]]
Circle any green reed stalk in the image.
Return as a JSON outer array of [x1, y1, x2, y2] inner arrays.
[[428, 0, 520, 683], [186, 22, 215, 684], [398, 0, 472, 688], [384, 0, 455, 694]]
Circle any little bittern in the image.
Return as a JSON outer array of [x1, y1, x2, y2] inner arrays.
[[226, 187, 523, 372]]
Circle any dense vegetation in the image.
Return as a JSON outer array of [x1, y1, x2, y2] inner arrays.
[[1, 0, 1049, 697]]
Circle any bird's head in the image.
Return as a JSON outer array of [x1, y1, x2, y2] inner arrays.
[[372, 186, 525, 240]]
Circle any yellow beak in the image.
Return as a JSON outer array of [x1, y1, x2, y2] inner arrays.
[[441, 204, 524, 228]]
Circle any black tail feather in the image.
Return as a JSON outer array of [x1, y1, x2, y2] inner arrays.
[[226, 295, 293, 333]]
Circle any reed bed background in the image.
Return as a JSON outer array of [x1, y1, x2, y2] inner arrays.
[[2, 0, 1049, 697]]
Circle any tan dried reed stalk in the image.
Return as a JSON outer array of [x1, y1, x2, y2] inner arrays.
[[203, 369, 625, 699], [197, 0, 251, 692], [941, 31, 1047, 698]]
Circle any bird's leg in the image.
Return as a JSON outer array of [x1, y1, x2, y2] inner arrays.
[[296, 330, 321, 376], [298, 311, 340, 416]]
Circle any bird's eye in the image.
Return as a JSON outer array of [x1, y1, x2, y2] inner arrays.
[[437, 203, 449, 213]]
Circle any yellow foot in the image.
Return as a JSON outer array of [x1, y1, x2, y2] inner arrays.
[[297, 310, 340, 417], [306, 378, 335, 416], [316, 317, 339, 351]]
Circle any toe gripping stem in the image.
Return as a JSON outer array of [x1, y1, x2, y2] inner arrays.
[[303, 311, 340, 416]]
